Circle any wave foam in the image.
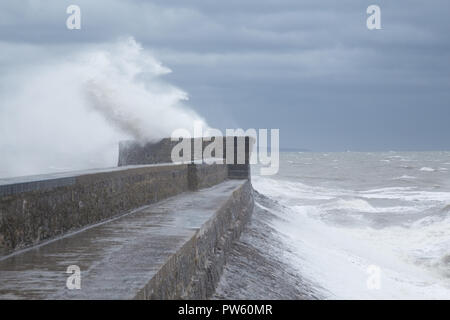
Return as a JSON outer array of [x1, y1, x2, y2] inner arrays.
[[0, 37, 207, 178], [252, 176, 450, 299]]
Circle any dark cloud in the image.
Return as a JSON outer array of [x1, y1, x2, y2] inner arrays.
[[1, 0, 449, 150]]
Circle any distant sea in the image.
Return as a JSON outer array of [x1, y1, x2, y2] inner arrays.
[[215, 152, 450, 299]]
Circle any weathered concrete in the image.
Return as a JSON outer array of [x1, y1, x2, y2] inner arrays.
[[0, 180, 253, 299], [189, 162, 228, 190], [214, 191, 323, 300], [0, 163, 229, 257], [118, 137, 229, 166], [118, 137, 254, 179]]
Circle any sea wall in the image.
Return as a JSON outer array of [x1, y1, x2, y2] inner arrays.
[[0, 163, 228, 257], [135, 180, 254, 299], [119, 136, 254, 179], [188, 162, 228, 190], [0, 136, 256, 300], [0, 179, 253, 300]]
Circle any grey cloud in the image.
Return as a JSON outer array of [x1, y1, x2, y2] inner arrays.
[[0, 0, 449, 150]]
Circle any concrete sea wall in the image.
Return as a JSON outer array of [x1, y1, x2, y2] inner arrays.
[[0, 136, 255, 299], [136, 180, 254, 299], [0, 180, 253, 299], [119, 136, 254, 179], [0, 162, 228, 257]]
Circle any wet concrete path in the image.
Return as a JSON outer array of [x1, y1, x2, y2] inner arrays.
[[0, 180, 244, 299]]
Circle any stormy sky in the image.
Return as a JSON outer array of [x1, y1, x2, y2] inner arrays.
[[1, 0, 449, 151]]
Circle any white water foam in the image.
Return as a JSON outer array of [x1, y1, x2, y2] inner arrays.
[[392, 175, 417, 180], [253, 175, 450, 299], [0, 37, 207, 178]]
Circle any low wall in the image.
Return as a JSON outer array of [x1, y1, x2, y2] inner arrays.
[[136, 180, 254, 299], [196, 162, 229, 189], [118, 139, 177, 166], [119, 136, 254, 179], [188, 162, 228, 190], [0, 135, 255, 300], [0, 163, 228, 257], [0, 179, 254, 300]]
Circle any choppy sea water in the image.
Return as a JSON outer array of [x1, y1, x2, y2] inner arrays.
[[215, 152, 450, 299]]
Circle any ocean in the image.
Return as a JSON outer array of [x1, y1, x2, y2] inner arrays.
[[215, 151, 450, 299]]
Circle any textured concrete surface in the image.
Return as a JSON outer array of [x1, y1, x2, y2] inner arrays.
[[118, 137, 227, 166], [0, 164, 189, 256], [214, 191, 322, 300], [190, 163, 228, 190], [0, 162, 231, 257], [0, 164, 181, 197], [118, 137, 254, 179], [0, 180, 253, 300]]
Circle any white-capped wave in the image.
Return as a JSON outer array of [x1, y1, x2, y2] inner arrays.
[[361, 190, 450, 202], [392, 175, 417, 180], [252, 176, 450, 299], [326, 198, 418, 214], [0, 37, 207, 178], [252, 176, 340, 201], [272, 202, 450, 299]]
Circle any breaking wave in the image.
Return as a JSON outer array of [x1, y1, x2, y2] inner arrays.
[[0, 37, 207, 178], [250, 152, 450, 299]]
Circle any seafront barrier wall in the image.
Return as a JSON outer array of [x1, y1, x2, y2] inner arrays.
[[0, 136, 255, 299], [0, 162, 228, 257], [136, 180, 254, 299], [0, 136, 252, 258], [119, 136, 254, 179]]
